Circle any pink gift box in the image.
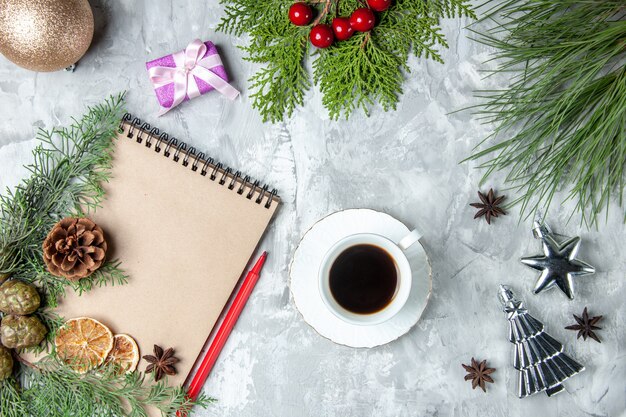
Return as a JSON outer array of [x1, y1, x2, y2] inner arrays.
[[146, 40, 229, 110]]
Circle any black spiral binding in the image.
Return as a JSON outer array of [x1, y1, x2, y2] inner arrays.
[[118, 113, 278, 209]]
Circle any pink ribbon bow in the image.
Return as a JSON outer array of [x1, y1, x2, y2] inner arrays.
[[148, 39, 240, 116]]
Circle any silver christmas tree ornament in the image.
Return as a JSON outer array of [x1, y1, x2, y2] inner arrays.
[[521, 220, 595, 299], [498, 285, 584, 398]]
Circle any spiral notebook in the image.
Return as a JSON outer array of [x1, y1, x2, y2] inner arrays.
[[54, 114, 280, 388]]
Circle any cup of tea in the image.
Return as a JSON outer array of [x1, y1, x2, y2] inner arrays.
[[318, 230, 421, 325]]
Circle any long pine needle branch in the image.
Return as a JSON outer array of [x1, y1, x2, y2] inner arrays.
[[466, 1, 626, 226]]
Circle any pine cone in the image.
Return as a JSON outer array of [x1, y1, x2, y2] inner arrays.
[[0, 315, 47, 349], [0, 345, 12, 380], [43, 218, 107, 281], [0, 280, 40, 315], [0, 273, 9, 285]]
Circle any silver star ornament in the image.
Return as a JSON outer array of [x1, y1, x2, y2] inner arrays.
[[521, 221, 595, 300]]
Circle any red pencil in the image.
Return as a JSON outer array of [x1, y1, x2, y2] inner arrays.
[[178, 251, 268, 416]]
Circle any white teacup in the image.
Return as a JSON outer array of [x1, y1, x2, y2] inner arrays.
[[319, 230, 421, 325]]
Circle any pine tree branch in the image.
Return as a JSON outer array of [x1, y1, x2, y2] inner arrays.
[[4, 357, 215, 417], [0, 378, 29, 417], [314, 32, 404, 119], [0, 93, 129, 306], [466, 0, 626, 226], [0, 96, 215, 416], [222, 0, 312, 122], [218, 0, 475, 121]]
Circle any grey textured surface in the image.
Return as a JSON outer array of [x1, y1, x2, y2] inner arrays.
[[0, 1, 624, 416]]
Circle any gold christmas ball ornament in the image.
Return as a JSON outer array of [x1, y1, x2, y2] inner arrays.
[[0, 0, 94, 72]]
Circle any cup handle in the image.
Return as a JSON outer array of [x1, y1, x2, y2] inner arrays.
[[397, 229, 422, 251]]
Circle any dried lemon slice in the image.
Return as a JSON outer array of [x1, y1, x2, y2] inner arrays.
[[54, 317, 113, 373], [106, 334, 139, 374]]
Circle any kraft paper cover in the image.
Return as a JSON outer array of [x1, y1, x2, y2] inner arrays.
[[54, 120, 278, 388]]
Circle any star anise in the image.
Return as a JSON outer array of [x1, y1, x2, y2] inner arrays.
[[565, 307, 603, 343], [143, 345, 179, 381], [470, 189, 506, 224], [462, 358, 496, 392]]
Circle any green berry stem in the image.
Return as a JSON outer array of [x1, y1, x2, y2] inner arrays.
[[360, 31, 370, 49]]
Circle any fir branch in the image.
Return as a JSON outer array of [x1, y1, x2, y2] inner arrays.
[[313, 32, 404, 119], [0, 93, 128, 301], [466, 1, 626, 225], [31, 308, 64, 350], [218, 0, 475, 121], [0, 96, 216, 416], [0, 378, 28, 417], [425, 0, 475, 19], [380, 5, 447, 64], [8, 357, 214, 417], [243, 15, 311, 123], [217, 0, 312, 122], [70, 259, 128, 296]]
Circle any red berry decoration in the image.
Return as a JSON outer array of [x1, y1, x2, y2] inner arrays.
[[310, 24, 334, 48], [289, 2, 313, 26], [349, 8, 376, 32], [367, 0, 392, 12], [332, 17, 354, 41]]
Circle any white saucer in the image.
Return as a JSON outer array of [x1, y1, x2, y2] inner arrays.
[[290, 209, 432, 348]]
